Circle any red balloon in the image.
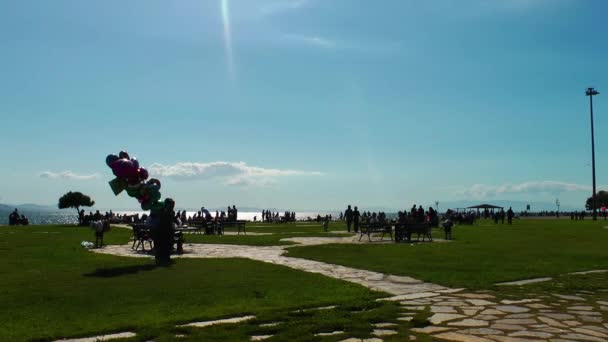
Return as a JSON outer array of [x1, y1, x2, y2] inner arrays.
[[111, 159, 134, 178]]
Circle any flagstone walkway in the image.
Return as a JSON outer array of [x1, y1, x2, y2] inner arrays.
[[90, 236, 608, 341], [95, 237, 447, 295]]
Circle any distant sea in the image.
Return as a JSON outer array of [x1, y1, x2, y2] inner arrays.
[[0, 210, 340, 225]]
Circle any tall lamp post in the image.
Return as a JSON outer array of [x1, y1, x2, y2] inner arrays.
[[586, 87, 599, 220]]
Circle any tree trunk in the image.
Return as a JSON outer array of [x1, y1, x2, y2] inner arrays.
[[75, 206, 80, 225]]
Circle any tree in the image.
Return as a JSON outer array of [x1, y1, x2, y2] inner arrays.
[[58, 191, 95, 224], [585, 190, 608, 210]]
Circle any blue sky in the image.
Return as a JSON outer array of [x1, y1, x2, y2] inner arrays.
[[1, 0, 607, 211]]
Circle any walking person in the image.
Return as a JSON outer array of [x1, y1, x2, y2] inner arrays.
[[507, 207, 514, 225], [353, 206, 361, 233], [323, 215, 330, 232], [344, 205, 353, 232]]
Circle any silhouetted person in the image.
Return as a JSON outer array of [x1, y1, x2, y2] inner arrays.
[[344, 205, 353, 232], [499, 209, 505, 224], [417, 205, 425, 223], [507, 207, 514, 225], [92, 220, 108, 248], [442, 218, 453, 240], [78, 209, 85, 225], [353, 206, 360, 233], [154, 198, 176, 266], [323, 215, 330, 232], [8, 209, 19, 225]]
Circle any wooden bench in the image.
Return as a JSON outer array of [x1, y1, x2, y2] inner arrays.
[[394, 222, 432, 243], [189, 220, 218, 235], [131, 225, 154, 251], [219, 220, 247, 235], [358, 222, 393, 242], [131, 224, 186, 252]]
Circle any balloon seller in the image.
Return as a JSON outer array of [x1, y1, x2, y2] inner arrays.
[[105, 150, 176, 265]]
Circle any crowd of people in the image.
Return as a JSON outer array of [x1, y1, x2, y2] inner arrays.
[[261, 210, 296, 223], [8, 209, 29, 225], [169, 205, 242, 226], [342, 204, 440, 233], [444, 207, 516, 225], [568, 211, 603, 220], [78, 210, 142, 226]]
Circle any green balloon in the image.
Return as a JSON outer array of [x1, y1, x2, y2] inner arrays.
[[126, 187, 140, 198], [151, 191, 161, 202], [141, 201, 152, 211], [150, 201, 165, 213]]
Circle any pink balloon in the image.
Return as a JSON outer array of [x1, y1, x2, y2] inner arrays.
[[111, 159, 133, 178]]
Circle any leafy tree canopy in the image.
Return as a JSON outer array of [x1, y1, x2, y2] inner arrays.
[[58, 191, 95, 211], [585, 190, 608, 210]]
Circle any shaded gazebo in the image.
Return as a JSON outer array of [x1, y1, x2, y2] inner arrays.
[[467, 204, 504, 217]]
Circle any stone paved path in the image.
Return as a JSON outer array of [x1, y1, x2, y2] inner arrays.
[[94, 238, 447, 295], [91, 236, 607, 341]]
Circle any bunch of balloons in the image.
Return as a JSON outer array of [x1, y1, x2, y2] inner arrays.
[[105, 151, 164, 211]]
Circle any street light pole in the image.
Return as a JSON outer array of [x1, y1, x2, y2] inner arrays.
[[586, 87, 599, 220]]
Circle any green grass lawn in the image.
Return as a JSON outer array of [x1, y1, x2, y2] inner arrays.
[[238, 222, 330, 234], [184, 232, 351, 246], [132, 299, 418, 342], [0, 225, 381, 341], [285, 219, 608, 289]]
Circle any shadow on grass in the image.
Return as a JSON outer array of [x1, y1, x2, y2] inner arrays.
[[84, 264, 158, 278]]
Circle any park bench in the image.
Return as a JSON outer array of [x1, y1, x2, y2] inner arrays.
[[218, 220, 247, 235], [189, 220, 218, 235], [358, 222, 393, 242], [131, 224, 185, 253], [131, 224, 153, 251], [394, 222, 433, 243]]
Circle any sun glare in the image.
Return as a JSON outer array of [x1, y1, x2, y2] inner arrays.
[[221, 0, 235, 79]]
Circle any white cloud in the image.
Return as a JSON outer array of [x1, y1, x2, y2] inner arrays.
[[460, 180, 591, 199], [147, 161, 322, 186], [282, 33, 335, 48], [40, 171, 100, 180]]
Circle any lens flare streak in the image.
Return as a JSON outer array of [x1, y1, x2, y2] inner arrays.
[[221, 0, 235, 79]]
